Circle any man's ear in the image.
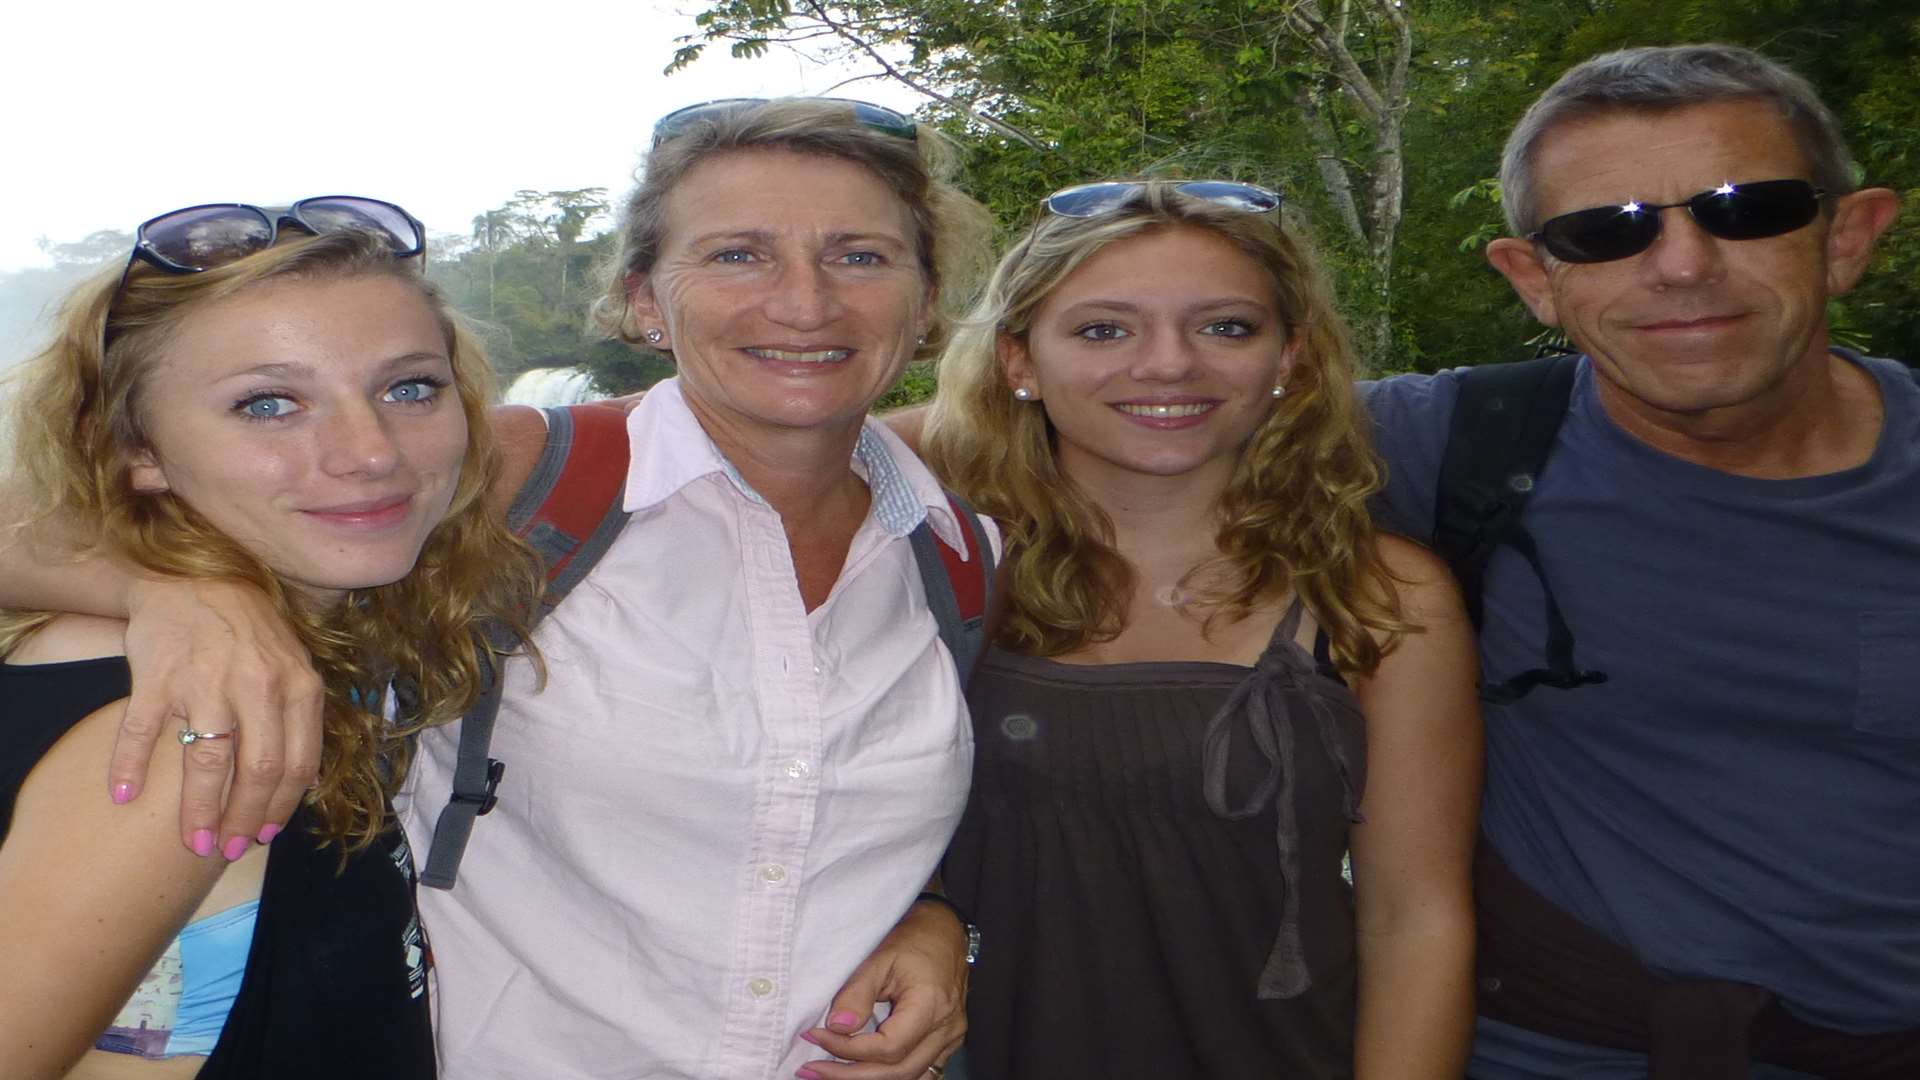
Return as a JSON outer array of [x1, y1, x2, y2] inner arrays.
[[1486, 237, 1561, 327], [996, 332, 1039, 401], [127, 448, 170, 494], [1825, 187, 1900, 297]]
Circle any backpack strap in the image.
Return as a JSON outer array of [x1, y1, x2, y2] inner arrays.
[[1432, 354, 1606, 705], [510, 405, 636, 611], [421, 404, 633, 890], [908, 491, 996, 688]]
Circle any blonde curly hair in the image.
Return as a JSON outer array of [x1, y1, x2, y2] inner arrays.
[[0, 228, 543, 854], [923, 183, 1408, 675]]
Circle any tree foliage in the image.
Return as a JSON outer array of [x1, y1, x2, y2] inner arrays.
[[666, 0, 1920, 375], [426, 188, 671, 395], [675, 0, 1420, 363], [22, 5, 1905, 390]]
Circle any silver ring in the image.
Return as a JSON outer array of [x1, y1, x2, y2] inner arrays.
[[178, 728, 235, 746], [925, 1066, 946, 1079]]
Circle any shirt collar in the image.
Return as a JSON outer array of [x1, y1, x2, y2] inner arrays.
[[620, 378, 970, 552]]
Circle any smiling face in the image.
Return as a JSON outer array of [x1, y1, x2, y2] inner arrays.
[[1002, 224, 1298, 493], [632, 147, 933, 449], [1489, 99, 1873, 428], [127, 273, 468, 608]]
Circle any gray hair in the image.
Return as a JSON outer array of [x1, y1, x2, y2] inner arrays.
[[590, 98, 993, 357], [1499, 43, 1856, 235]]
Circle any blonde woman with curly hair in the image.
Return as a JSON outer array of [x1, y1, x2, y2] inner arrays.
[[0, 207, 539, 1079], [917, 181, 1481, 1078]]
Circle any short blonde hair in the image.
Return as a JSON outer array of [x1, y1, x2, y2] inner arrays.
[[924, 183, 1408, 673], [1, 229, 543, 853], [590, 98, 994, 360]]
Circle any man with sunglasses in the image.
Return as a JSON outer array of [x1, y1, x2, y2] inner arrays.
[[1362, 44, 1913, 1080]]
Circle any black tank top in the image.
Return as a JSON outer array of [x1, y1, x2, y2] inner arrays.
[[0, 656, 436, 1078], [944, 601, 1367, 1079]]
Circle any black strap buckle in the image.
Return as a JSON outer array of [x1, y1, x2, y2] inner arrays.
[[451, 758, 506, 816]]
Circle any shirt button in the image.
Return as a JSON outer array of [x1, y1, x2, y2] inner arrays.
[[747, 977, 776, 998], [784, 759, 812, 780], [812, 663, 823, 675], [760, 864, 788, 884]]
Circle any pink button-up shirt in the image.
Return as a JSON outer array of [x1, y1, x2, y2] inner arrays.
[[398, 380, 985, 1079]]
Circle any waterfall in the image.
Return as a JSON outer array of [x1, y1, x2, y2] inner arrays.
[[503, 366, 602, 407]]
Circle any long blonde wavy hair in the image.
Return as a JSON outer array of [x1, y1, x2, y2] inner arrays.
[[0, 229, 543, 853], [923, 183, 1409, 676]]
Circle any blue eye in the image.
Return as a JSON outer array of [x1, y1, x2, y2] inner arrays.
[[236, 394, 298, 420], [840, 251, 883, 267], [385, 377, 446, 404], [713, 249, 755, 264], [1201, 319, 1255, 338], [1074, 323, 1130, 342]]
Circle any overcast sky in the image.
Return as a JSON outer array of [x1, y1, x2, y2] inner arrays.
[[0, 0, 920, 272]]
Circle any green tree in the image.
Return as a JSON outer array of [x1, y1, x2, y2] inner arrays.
[[674, 0, 1420, 366], [432, 188, 637, 391], [668, 0, 1920, 376]]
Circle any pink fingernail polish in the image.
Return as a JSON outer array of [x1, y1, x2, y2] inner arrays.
[[257, 824, 281, 844], [111, 782, 135, 805], [796, 1070, 822, 1080], [192, 829, 216, 857], [828, 1010, 860, 1030], [223, 836, 250, 861], [798, 1030, 821, 1045]]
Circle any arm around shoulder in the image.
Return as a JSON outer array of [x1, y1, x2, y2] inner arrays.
[[0, 486, 143, 618], [487, 404, 551, 521], [880, 403, 931, 456], [1, 484, 326, 857]]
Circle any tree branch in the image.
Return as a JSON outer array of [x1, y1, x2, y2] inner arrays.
[[797, 0, 1049, 150], [1286, 0, 1386, 119]]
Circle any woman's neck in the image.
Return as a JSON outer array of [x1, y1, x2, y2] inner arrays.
[[685, 401, 868, 524], [1062, 455, 1233, 572], [1047, 453, 1293, 667]]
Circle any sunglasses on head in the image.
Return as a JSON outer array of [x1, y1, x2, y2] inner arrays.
[[651, 98, 918, 146], [124, 196, 425, 278], [105, 196, 425, 354], [1529, 178, 1826, 264], [1043, 180, 1282, 218]]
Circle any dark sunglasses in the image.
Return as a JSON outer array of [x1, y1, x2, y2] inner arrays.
[[652, 98, 918, 146], [124, 196, 425, 278], [1530, 179, 1826, 264], [1044, 180, 1282, 218]]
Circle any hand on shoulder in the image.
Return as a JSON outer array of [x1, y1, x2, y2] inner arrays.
[[487, 404, 552, 520]]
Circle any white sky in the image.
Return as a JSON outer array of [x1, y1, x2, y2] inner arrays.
[[0, 0, 921, 272]]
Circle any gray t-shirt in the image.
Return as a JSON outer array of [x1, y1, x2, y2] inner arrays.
[[1361, 353, 1920, 1076]]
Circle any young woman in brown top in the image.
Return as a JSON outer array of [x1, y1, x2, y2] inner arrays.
[[917, 181, 1480, 1078]]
